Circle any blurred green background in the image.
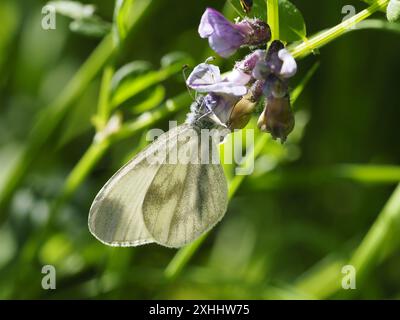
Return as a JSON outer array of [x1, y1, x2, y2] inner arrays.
[[1, 0, 400, 299]]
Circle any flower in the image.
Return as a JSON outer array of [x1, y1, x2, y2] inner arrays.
[[253, 40, 297, 80], [186, 62, 248, 96], [198, 8, 271, 58], [257, 94, 295, 143], [248, 40, 297, 142], [204, 93, 241, 126]]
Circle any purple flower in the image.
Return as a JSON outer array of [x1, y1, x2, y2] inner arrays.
[[251, 41, 297, 142], [186, 62, 248, 96], [253, 41, 297, 80], [198, 8, 271, 58], [227, 49, 265, 85], [204, 93, 240, 126]]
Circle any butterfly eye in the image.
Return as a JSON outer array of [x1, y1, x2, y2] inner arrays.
[[240, 0, 253, 14]]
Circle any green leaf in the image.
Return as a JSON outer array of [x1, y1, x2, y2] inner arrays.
[[111, 61, 153, 92], [356, 19, 400, 33], [131, 85, 166, 113], [227, 0, 306, 42], [278, 0, 307, 42], [46, 1, 95, 20], [111, 59, 190, 108]]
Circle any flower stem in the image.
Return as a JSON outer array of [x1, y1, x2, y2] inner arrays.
[[267, 0, 280, 41], [288, 0, 390, 59]]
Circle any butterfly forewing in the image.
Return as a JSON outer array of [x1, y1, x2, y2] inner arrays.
[[88, 125, 189, 246]]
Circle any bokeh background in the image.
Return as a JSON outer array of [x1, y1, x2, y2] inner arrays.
[[1, 0, 400, 299]]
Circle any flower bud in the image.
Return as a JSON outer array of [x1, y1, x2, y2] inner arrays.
[[228, 92, 257, 129], [257, 95, 295, 143]]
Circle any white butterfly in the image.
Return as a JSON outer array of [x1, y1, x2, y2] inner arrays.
[[88, 97, 229, 248]]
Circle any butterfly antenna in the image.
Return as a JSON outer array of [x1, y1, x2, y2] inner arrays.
[[182, 64, 195, 101]]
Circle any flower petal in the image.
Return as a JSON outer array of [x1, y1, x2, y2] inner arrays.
[[187, 63, 248, 96], [186, 63, 222, 88], [202, 82, 248, 96], [278, 49, 297, 78], [226, 69, 252, 86], [198, 8, 245, 57], [198, 8, 215, 38]]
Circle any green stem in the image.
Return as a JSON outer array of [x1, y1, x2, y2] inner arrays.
[[288, 0, 389, 58], [267, 0, 280, 40]]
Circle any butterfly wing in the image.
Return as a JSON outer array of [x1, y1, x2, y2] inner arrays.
[[142, 129, 228, 248], [88, 124, 188, 246]]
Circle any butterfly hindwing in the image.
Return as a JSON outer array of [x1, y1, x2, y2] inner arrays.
[[142, 129, 228, 247]]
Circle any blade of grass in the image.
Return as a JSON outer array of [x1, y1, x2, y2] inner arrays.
[[295, 183, 400, 298], [248, 164, 400, 190]]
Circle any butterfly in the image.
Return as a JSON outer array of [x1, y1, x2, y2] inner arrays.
[[88, 97, 229, 248]]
